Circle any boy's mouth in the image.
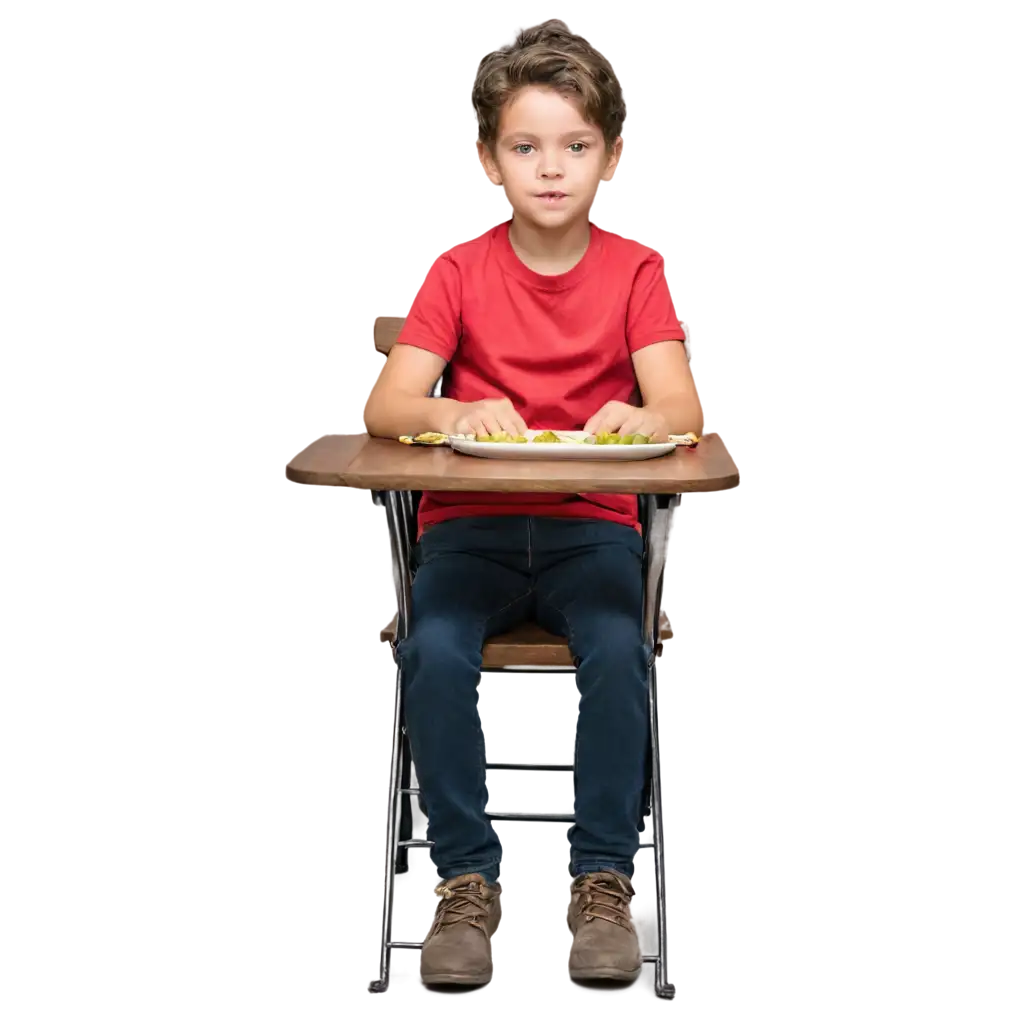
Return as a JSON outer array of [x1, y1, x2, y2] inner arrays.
[[536, 191, 569, 202]]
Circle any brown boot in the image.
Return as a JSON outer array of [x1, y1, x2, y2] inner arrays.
[[420, 873, 502, 985], [567, 870, 642, 982]]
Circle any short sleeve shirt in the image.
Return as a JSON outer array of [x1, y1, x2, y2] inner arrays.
[[395, 220, 685, 533]]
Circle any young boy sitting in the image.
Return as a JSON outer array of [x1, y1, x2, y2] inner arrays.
[[363, 19, 703, 987]]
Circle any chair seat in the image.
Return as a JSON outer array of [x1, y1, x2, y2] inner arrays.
[[380, 611, 673, 668]]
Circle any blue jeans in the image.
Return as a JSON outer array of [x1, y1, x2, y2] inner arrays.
[[397, 515, 652, 886]]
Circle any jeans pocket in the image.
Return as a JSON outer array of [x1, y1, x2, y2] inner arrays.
[[414, 520, 457, 566]]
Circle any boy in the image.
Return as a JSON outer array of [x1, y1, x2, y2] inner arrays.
[[363, 19, 703, 986]]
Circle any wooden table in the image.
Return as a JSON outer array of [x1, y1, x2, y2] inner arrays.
[[286, 431, 739, 653], [285, 432, 740, 493]]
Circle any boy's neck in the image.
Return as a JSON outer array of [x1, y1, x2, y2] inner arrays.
[[507, 215, 592, 275]]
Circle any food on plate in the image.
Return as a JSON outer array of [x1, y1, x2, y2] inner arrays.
[[668, 432, 700, 447], [398, 432, 448, 445], [475, 431, 528, 443], [457, 429, 661, 447], [593, 431, 651, 445], [532, 430, 563, 444]]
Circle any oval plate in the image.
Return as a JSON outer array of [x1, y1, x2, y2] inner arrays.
[[448, 430, 676, 461]]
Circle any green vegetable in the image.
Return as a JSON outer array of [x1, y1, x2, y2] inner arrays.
[[476, 431, 527, 443]]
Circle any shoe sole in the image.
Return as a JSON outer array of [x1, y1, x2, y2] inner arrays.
[[569, 964, 642, 982], [421, 970, 492, 986]]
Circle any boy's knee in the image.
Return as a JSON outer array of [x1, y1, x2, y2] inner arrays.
[[573, 615, 648, 673], [399, 619, 481, 678]]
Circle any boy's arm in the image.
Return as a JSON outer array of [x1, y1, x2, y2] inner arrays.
[[363, 344, 460, 438], [632, 339, 703, 435], [363, 344, 529, 439], [363, 254, 528, 439], [585, 253, 704, 438], [364, 254, 462, 438]]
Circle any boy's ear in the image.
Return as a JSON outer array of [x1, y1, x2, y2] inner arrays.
[[601, 136, 624, 182], [477, 141, 503, 186]]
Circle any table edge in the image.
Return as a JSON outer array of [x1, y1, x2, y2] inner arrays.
[[344, 436, 745, 491], [284, 433, 369, 487], [280, 432, 745, 491]]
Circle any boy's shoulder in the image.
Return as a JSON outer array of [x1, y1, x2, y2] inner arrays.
[[591, 223, 665, 267]]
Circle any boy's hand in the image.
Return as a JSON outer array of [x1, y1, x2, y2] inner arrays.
[[584, 401, 669, 441], [449, 397, 529, 438]]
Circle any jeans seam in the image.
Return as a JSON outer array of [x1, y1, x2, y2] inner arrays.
[[480, 589, 533, 640]]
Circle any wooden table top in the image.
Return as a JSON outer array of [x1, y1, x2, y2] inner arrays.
[[285, 433, 739, 493]]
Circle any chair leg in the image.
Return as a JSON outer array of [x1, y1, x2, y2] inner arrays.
[[364, 489, 423, 999], [387, 655, 411, 872], [395, 733, 415, 876], [360, 655, 407, 999], [648, 661, 676, 999], [362, 741, 397, 995]]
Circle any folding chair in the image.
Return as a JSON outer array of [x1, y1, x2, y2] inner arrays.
[[367, 318, 681, 999]]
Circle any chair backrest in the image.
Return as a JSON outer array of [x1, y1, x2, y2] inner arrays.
[[375, 315, 691, 361]]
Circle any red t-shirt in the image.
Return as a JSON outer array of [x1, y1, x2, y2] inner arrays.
[[395, 220, 685, 533]]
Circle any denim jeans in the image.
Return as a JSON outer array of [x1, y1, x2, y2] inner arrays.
[[396, 515, 652, 886]]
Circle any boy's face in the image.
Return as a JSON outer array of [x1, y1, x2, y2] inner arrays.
[[478, 86, 622, 230]]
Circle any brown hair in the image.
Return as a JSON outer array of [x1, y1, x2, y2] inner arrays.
[[472, 19, 626, 154]]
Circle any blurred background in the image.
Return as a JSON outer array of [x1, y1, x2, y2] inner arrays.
[[1, 2, 1021, 1020]]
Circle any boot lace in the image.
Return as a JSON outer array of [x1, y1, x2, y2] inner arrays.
[[430, 880, 492, 935], [573, 872, 634, 929]]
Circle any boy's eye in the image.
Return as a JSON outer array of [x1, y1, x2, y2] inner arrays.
[[512, 142, 588, 155]]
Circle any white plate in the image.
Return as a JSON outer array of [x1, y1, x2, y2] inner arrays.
[[448, 430, 676, 461]]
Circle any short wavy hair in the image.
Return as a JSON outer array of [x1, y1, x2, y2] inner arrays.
[[472, 19, 626, 154]]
